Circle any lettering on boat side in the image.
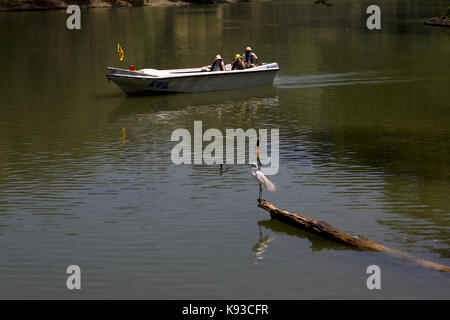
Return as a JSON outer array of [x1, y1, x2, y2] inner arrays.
[[366, 5, 381, 30], [171, 121, 279, 175], [66, 5, 81, 30], [66, 265, 81, 290], [149, 80, 169, 89], [266, 64, 278, 69], [366, 265, 381, 290]]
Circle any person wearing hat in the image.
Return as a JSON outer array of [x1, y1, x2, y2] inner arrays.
[[242, 47, 258, 68], [231, 54, 245, 70], [209, 54, 225, 72]]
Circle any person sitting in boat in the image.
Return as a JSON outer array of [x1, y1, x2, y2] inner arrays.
[[231, 54, 245, 70], [209, 54, 225, 71], [243, 46, 258, 68]]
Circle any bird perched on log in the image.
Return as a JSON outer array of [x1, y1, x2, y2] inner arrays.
[[251, 163, 276, 200]]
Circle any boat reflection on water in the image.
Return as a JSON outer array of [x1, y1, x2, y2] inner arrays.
[[109, 85, 278, 121]]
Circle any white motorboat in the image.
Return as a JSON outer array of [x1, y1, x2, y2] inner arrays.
[[106, 62, 280, 95]]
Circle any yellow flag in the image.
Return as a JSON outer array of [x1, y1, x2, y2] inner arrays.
[[117, 43, 124, 61]]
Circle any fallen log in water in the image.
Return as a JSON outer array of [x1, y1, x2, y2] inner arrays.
[[424, 17, 450, 27], [257, 199, 450, 273]]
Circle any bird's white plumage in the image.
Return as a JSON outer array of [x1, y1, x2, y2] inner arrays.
[[252, 167, 276, 192]]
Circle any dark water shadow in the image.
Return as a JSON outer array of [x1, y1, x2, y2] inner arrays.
[[257, 219, 351, 253]]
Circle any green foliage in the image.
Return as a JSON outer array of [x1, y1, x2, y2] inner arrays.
[[0, 0, 145, 9], [184, 0, 217, 3], [1, 0, 21, 8], [441, 6, 450, 19]]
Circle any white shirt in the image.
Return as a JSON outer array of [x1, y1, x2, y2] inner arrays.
[[243, 52, 258, 64], [211, 60, 224, 71]]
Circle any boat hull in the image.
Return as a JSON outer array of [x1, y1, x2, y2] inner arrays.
[[106, 63, 279, 95]]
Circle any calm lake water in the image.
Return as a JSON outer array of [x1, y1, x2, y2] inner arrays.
[[0, 0, 449, 299]]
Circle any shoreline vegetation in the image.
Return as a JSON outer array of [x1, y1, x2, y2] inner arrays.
[[0, 0, 261, 12]]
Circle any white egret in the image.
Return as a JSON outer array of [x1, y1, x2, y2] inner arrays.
[[251, 163, 276, 200]]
